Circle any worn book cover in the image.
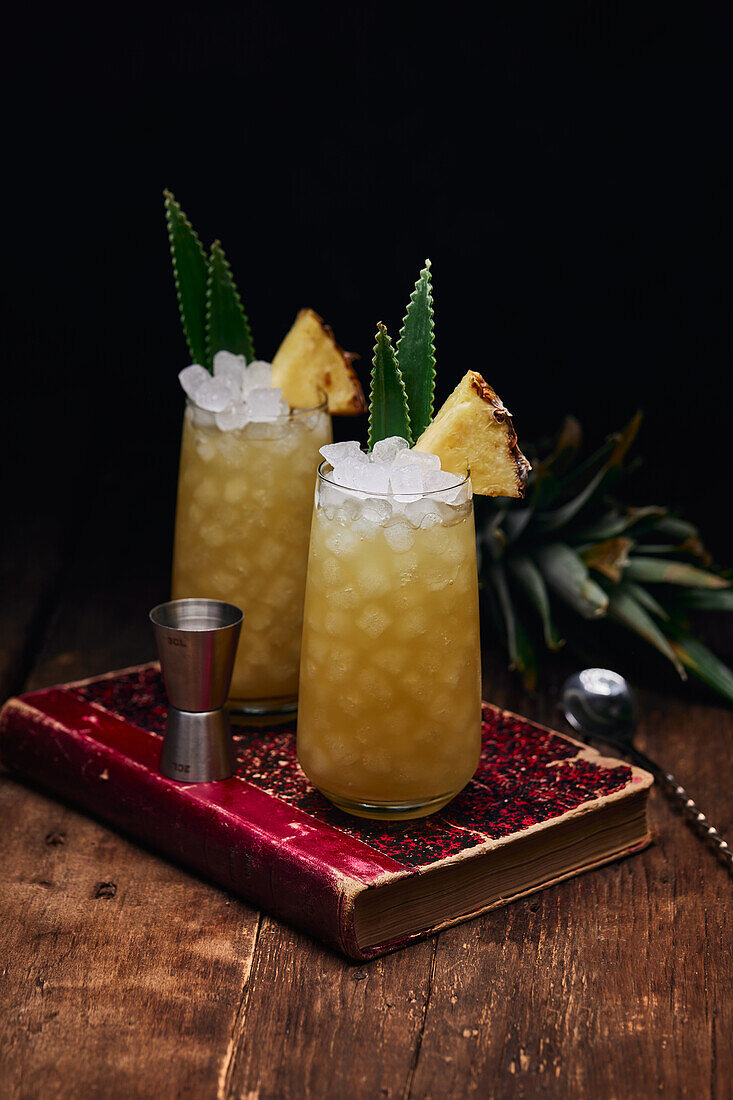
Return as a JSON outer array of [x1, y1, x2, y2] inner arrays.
[[0, 664, 653, 959]]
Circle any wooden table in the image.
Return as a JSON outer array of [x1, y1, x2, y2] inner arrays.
[[1, 499, 731, 1100]]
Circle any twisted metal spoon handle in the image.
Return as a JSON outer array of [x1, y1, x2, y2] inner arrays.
[[630, 747, 733, 871]]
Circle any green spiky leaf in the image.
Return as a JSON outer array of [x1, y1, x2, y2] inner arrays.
[[205, 240, 255, 367], [368, 323, 411, 448], [669, 588, 733, 612], [624, 557, 730, 588], [669, 634, 733, 704], [488, 563, 538, 689], [534, 413, 642, 534], [507, 556, 565, 650], [605, 584, 686, 678], [478, 411, 732, 706], [624, 582, 669, 621], [533, 543, 609, 619], [396, 260, 436, 439], [164, 190, 209, 366], [573, 506, 667, 542], [652, 517, 701, 542]]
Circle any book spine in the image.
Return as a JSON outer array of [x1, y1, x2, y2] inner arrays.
[[0, 698, 365, 959]]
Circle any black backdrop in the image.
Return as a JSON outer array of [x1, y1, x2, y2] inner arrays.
[[4, 3, 731, 553]]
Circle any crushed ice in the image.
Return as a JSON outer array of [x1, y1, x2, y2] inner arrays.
[[179, 355, 289, 429], [317, 435, 472, 529]]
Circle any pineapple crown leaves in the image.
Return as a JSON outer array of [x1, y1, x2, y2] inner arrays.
[[164, 190, 209, 366], [477, 413, 733, 704], [396, 259, 436, 440], [205, 240, 255, 367], [164, 189, 254, 371], [368, 323, 412, 448]]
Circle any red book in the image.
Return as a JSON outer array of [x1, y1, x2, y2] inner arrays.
[[0, 664, 653, 959]]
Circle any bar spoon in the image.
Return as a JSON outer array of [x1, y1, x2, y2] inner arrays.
[[561, 668, 732, 872]]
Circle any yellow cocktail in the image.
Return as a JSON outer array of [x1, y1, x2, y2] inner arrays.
[[172, 396, 331, 712], [297, 452, 481, 818]]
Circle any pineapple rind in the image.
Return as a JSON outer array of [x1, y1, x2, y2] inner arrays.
[[414, 370, 530, 497], [272, 308, 366, 416]]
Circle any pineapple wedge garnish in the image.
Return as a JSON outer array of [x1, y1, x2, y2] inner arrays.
[[414, 371, 530, 497], [272, 308, 366, 415]]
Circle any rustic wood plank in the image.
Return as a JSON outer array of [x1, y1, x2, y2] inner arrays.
[[405, 673, 733, 1100], [0, 500, 262, 1100], [222, 916, 436, 1100]]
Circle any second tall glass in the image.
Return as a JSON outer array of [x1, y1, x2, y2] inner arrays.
[[172, 397, 331, 714]]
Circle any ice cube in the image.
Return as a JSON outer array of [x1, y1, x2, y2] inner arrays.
[[320, 440, 363, 465], [370, 436, 409, 464], [301, 411, 325, 431], [404, 497, 443, 529], [359, 497, 393, 524], [196, 376, 239, 412], [245, 419, 289, 439], [383, 520, 416, 552], [246, 386, 289, 420], [242, 361, 273, 395], [179, 364, 210, 399], [215, 403, 251, 431], [392, 449, 441, 471], [213, 351, 247, 387], [336, 461, 391, 495], [189, 405, 217, 428], [389, 463, 424, 501], [355, 561, 391, 596], [356, 605, 390, 638], [318, 477, 348, 513], [424, 469, 462, 492], [323, 525, 361, 557]]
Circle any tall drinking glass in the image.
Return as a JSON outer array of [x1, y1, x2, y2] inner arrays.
[[297, 462, 482, 818], [172, 396, 331, 714]]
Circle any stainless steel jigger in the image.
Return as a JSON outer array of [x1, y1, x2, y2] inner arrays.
[[150, 598, 243, 782]]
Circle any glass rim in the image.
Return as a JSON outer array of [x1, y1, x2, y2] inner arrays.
[[317, 459, 472, 499], [185, 387, 329, 421]]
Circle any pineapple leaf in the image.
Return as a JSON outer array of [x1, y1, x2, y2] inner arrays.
[[652, 516, 701, 542], [164, 189, 209, 366], [633, 544, 691, 555], [488, 562, 538, 689], [368, 323, 412, 448], [669, 634, 733, 704], [533, 543, 609, 619], [507, 555, 565, 650], [538, 416, 583, 477], [396, 260, 436, 439], [579, 537, 633, 582], [205, 240, 255, 368], [534, 414, 642, 535], [605, 585, 686, 679], [572, 506, 667, 542], [624, 557, 730, 588], [624, 582, 670, 621], [503, 507, 535, 544], [668, 588, 733, 612]]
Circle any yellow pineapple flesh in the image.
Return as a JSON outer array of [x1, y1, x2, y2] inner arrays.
[[414, 371, 530, 497], [272, 308, 366, 415]]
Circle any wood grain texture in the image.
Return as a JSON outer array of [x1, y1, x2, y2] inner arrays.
[[1, 504, 731, 1099], [0, 506, 261, 1100], [221, 916, 436, 1100]]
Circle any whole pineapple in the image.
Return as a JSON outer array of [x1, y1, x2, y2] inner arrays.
[[477, 414, 733, 703]]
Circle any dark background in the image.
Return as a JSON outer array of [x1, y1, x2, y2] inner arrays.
[[4, 3, 731, 554]]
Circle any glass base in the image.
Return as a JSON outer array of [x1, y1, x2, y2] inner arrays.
[[228, 694, 297, 725], [317, 787, 460, 821]]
